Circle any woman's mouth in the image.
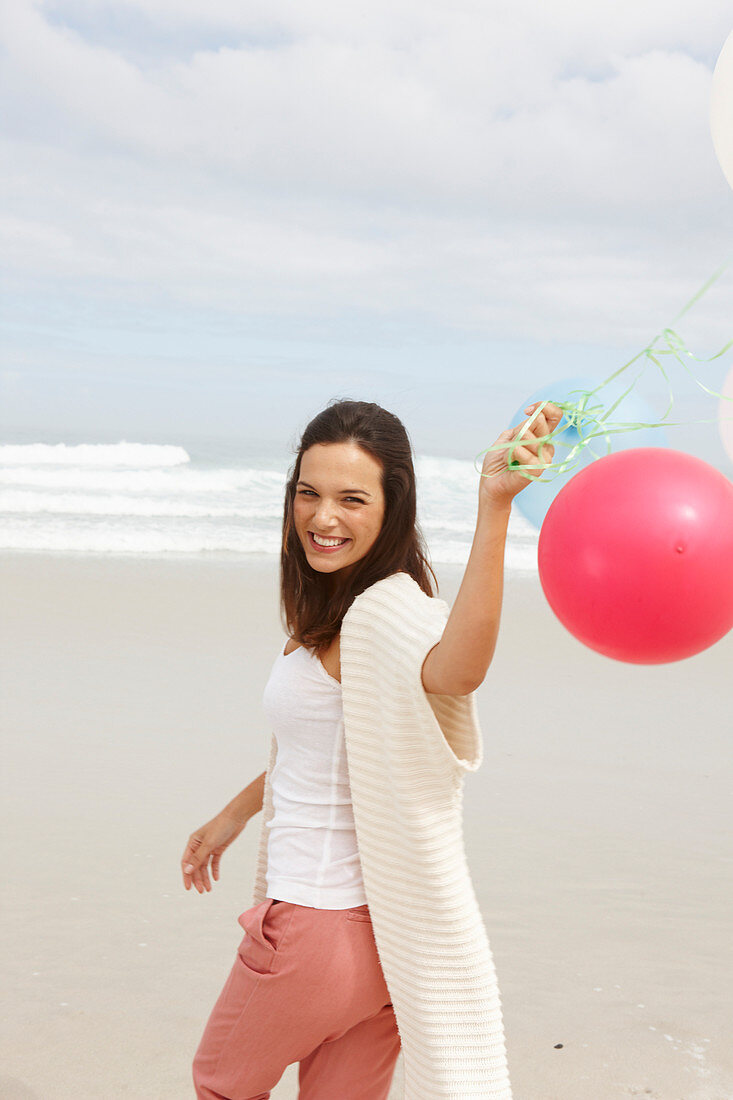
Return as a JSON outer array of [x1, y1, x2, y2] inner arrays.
[[308, 531, 351, 553]]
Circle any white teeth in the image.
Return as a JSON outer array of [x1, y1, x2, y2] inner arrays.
[[312, 533, 348, 547]]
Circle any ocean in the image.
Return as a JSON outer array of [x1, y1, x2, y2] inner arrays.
[[0, 438, 541, 573]]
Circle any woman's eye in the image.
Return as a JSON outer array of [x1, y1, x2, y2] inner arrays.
[[297, 490, 364, 504]]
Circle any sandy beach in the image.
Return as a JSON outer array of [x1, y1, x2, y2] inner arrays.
[[2, 551, 732, 1100]]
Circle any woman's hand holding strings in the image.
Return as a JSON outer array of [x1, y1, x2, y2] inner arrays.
[[479, 400, 563, 509]]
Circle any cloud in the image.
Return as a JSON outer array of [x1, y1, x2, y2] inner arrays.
[[1, 0, 731, 358]]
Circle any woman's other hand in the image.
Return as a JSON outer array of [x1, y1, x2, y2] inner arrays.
[[181, 812, 248, 894], [479, 400, 563, 509]]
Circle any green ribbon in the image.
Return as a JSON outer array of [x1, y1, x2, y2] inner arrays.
[[475, 262, 733, 484]]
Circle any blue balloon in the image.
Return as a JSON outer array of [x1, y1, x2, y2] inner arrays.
[[510, 376, 668, 530]]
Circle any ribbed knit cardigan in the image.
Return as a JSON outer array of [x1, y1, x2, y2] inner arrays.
[[251, 571, 512, 1099]]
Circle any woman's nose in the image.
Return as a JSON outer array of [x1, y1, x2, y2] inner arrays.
[[313, 500, 338, 526]]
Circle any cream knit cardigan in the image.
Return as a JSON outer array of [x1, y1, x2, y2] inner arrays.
[[251, 571, 512, 1099]]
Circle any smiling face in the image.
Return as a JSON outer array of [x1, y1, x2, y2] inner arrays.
[[293, 441, 386, 584]]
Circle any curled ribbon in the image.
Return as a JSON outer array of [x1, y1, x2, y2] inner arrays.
[[475, 262, 733, 483]]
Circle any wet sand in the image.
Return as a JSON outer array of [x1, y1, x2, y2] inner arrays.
[[1, 552, 732, 1099]]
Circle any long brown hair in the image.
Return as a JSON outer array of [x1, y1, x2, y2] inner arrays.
[[280, 398, 438, 655]]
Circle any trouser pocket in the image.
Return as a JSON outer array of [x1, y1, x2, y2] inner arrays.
[[237, 898, 293, 973], [346, 903, 372, 923]]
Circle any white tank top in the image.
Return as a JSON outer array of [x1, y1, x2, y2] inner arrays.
[[261, 641, 367, 909]]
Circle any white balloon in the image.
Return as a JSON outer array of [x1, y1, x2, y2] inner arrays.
[[711, 29, 733, 191], [720, 363, 733, 463]]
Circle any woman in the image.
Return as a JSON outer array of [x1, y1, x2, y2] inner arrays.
[[183, 397, 560, 1100]]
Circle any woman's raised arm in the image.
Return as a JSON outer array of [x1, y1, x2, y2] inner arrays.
[[421, 401, 562, 696]]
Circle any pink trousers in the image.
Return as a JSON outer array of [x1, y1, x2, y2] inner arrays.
[[192, 897, 401, 1100]]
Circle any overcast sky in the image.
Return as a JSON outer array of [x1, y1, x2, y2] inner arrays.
[[1, 0, 731, 461]]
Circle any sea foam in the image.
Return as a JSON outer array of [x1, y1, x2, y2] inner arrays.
[[0, 440, 539, 571]]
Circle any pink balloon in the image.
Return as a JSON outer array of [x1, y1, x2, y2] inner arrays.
[[538, 448, 733, 664]]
